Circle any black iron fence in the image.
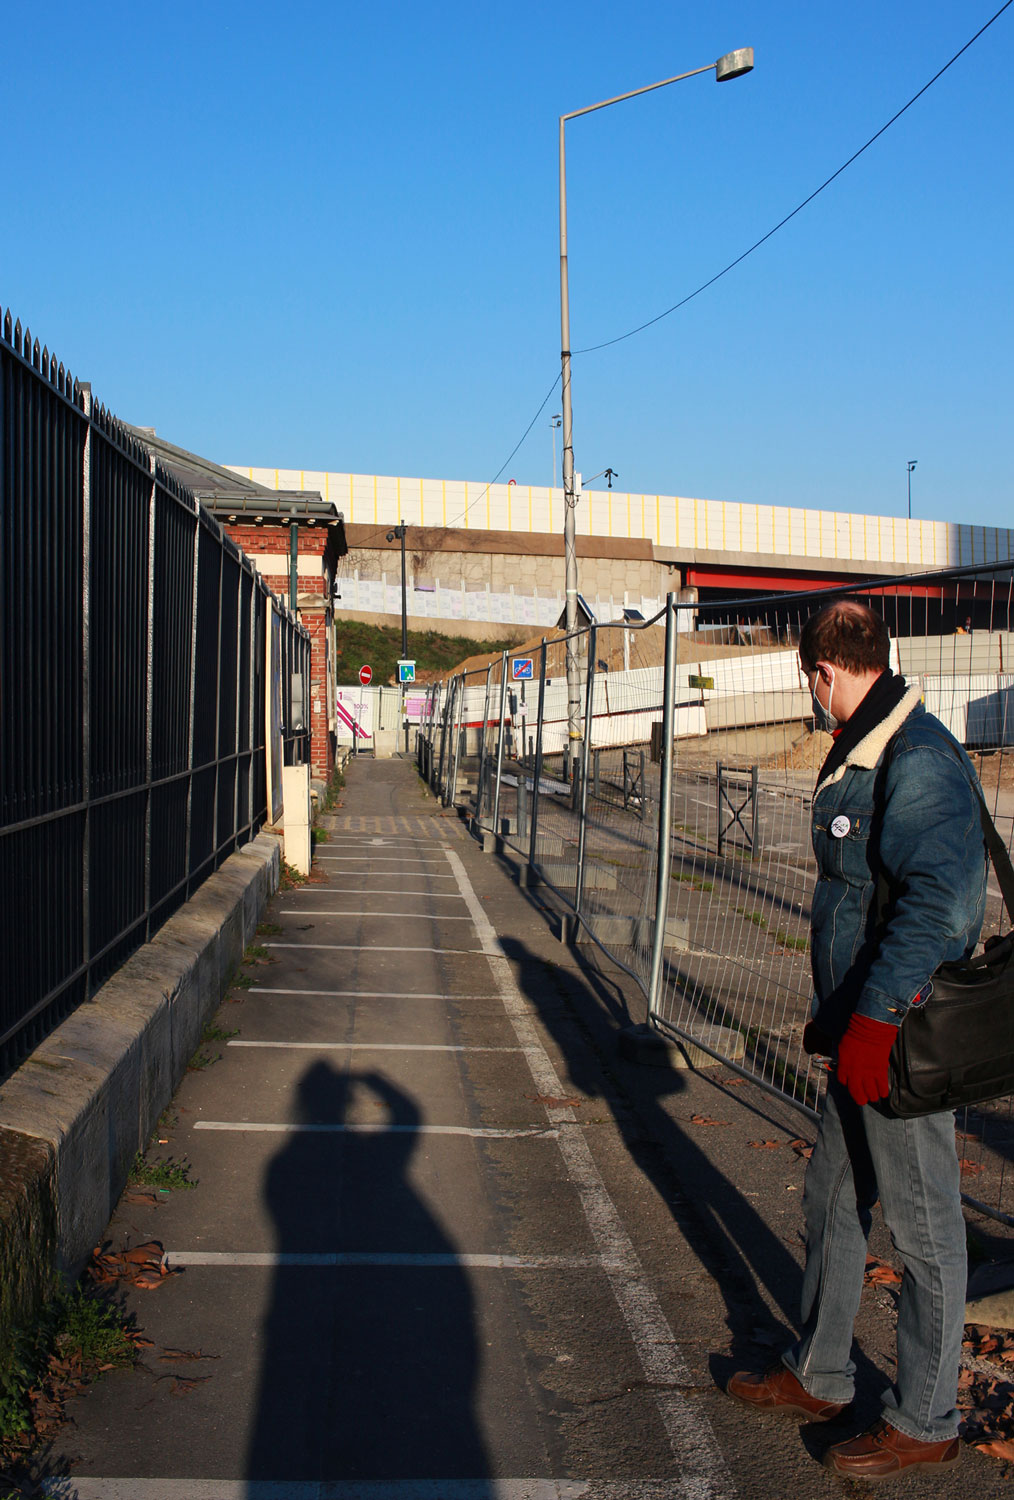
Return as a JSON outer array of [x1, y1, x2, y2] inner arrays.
[[0, 310, 310, 1076]]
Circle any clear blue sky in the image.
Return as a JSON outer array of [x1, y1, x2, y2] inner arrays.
[[3, 1, 1011, 526]]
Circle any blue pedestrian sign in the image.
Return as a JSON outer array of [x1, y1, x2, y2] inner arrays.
[[397, 659, 416, 684], [512, 658, 534, 680]]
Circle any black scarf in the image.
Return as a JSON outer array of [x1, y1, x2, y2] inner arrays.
[[815, 668, 910, 790]]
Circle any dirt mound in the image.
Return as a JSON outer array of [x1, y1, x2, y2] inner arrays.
[[770, 728, 834, 772]]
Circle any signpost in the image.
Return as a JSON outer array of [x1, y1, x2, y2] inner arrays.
[[359, 665, 372, 686]]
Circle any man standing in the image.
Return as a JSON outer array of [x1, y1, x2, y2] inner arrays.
[[727, 600, 987, 1479]]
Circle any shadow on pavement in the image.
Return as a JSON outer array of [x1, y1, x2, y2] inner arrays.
[[246, 1061, 493, 1491], [497, 934, 887, 1405]]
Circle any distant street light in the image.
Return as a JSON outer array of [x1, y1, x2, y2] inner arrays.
[[907, 460, 918, 520], [386, 521, 408, 659], [558, 48, 754, 766]]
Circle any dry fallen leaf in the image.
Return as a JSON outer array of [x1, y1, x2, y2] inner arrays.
[[88, 1240, 177, 1290], [973, 1437, 1014, 1460], [789, 1138, 813, 1159], [159, 1347, 220, 1363], [169, 1375, 212, 1397], [747, 1141, 782, 1150], [864, 1255, 902, 1286], [690, 1113, 729, 1127], [959, 1158, 984, 1175]]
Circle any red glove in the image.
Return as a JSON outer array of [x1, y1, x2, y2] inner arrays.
[[835, 1014, 898, 1106]]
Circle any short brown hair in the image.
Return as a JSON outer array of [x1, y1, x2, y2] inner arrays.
[[798, 600, 890, 674]]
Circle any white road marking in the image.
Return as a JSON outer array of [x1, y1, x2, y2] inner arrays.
[[263, 943, 484, 956], [164, 1252, 597, 1270], [309, 870, 458, 880], [228, 1041, 529, 1053], [444, 847, 735, 1500], [270, 910, 476, 920], [245, 988, 500, 1000], [315, 856, 448, 865], [193, 1122, 556, 1138], [330, 834, 444, 842], [280, 891, 467, 901], [45, 1477, 687, 1498]]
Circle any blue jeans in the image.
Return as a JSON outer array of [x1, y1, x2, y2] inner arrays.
[[782, 1079, 966, 1441]]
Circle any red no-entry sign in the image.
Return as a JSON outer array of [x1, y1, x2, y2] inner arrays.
[[359, 664, 372, 686]]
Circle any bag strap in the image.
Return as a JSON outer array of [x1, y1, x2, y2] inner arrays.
[[874, 725, 1014, 924]]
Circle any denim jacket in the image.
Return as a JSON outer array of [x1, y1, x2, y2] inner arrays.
[[810, 685, 988, 1039]]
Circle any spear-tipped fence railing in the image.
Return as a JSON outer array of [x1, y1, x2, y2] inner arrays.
[[0, 308, 310, 1078], [419, 568, 1014, 1232]]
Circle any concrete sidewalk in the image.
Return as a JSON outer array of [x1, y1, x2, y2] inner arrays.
[[42, 757, 1013, 1497]]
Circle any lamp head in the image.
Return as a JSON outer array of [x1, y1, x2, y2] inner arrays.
[[716, 47, 754, 81], [386, 531, 396, 543]]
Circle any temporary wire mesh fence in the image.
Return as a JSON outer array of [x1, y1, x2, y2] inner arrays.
[[0, 309, 311, 1078], [419, 568, 1014, 1232]]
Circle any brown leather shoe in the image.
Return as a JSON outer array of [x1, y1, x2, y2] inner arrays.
[[824, 1418, 960, 1478], [726, 1363, 847, 1421]]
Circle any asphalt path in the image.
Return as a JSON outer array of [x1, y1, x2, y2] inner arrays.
[[43, 758, 1013, 1498]]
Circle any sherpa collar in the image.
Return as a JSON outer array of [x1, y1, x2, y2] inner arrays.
[[814, 682, 922, 798]]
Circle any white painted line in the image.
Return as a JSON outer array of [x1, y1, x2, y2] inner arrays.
[[193, 1121, 555, 1138], [315, 857, 448, 865], [444, 847, 735, 1500], [270, 910, 476, 921], [245, 988, 500, 1000], [228, 1041, 528, 1053], [280, 891, 467, 901], [308, 870, 458, 880], [43, 1476, 685, 1499], [165, 1252, 597, 1270], [264, 943, 483, 955], [325, 838, 446, 848]]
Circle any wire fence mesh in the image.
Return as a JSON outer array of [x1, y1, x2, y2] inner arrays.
[[419, 568, 1014, 1233]]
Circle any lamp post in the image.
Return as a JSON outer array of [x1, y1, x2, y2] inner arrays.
[[387, 520, 409, 753], [907, 460, 917, 520], [559, 47, 754, 769], [386, 520, 408, 658]]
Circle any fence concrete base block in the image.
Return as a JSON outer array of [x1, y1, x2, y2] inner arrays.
[[538, 863, 617, 891], [481, 829, 496, 854], [574, 916, 690, 951], [966, 1263, 1014, 1330], [618, 1021, 745, 1070], [0, 832, 280, 1327]]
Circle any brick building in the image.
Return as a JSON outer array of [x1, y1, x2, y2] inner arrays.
[[131, 429, 347, 782]]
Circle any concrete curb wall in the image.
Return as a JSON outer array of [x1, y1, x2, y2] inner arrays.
[[0, 833, 280, 1340]]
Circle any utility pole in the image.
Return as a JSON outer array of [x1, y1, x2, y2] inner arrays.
[[907, 460, 917, 521]]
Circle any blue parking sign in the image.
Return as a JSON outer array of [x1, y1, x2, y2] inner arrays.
[[512, 658, 533, 680], [397, 659, 416, 684]]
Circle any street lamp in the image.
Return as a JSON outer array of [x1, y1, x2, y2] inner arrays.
[[386, 520, 408, 660], [907, 460, 917, 520], [558, 47, 754, 768]]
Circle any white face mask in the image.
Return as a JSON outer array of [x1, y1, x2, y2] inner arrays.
[[811, 665, 839, 733]]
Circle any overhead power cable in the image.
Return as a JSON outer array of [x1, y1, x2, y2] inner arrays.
[[343, 4, 1011, 550], [574, 0, 1014, 356], [346, 373, 562, 549]]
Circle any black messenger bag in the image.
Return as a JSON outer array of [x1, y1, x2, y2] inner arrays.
[[876, 743, 1014, 1118]]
